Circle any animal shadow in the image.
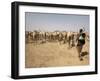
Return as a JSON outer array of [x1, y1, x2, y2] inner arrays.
[[81, 51, 88, 57]]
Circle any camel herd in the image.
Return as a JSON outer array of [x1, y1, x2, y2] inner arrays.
[[25, 30, 89, 48]]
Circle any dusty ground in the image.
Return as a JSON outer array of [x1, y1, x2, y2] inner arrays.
[[25, 41, 89, 68]]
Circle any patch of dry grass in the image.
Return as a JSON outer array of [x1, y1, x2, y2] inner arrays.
[[25, 41, 89, 68]]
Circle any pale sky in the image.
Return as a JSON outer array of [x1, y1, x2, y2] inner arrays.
[[25, 12, 89, 32]]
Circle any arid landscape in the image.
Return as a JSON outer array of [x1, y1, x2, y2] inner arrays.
[[25, 12, 90, 68], [25, 33, 89, 68]]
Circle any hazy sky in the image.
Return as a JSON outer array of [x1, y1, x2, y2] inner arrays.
[[25, 12, 89, 32]]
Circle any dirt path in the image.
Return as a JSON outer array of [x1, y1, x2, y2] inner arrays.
[[25, 41, 89, 68]]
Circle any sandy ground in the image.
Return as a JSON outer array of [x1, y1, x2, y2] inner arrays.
[[25, 41, 89, 68]]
